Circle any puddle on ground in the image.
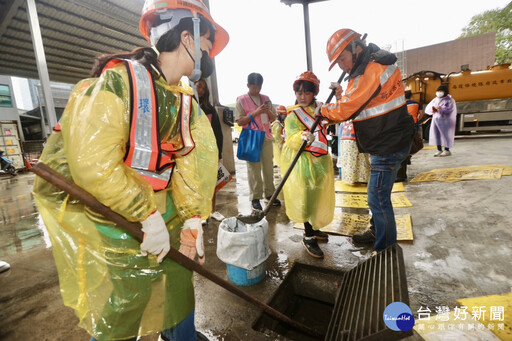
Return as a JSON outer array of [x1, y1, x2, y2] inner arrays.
[[0, 175, 49, 256], [266, 252, 290, 282]]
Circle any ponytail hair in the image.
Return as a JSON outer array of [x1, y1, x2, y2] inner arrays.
[[89, 47, 161, 78]]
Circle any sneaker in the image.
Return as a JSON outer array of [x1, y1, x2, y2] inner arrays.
[[370, 251, 378, 258], [210, 211, 225, 221], [352, 228, 376, 244], [312, 229, 329, 241], [251, 199, 263, 211], [440, 150, 452, 157], [266, 196, 281, 207], [302, 236, 324, 259], [0, 261, 10, 273], [433, 150, 443, 157]]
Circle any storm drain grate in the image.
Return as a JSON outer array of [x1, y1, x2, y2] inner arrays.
[[325, 244, 412, 340]]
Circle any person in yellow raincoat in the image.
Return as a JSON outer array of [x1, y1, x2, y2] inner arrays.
[[32, 1, 228, 340], [281, 71, 334, 259], [271, 105, 287, 168]]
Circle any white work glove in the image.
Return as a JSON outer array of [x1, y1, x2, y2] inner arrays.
[[140, 211, 170, 263], [179, 217, 205, 265], [301, 131, 315, 146]]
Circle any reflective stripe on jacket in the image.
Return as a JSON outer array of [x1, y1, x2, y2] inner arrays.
[[321, 62, 414, 155], [293, 106, 328, 156], [406, 99, 420, 123], [105, 59, 194, 191]]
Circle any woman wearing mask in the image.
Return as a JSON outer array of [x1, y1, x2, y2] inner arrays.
[[282, 71, 334, 259], [425, 85, 457, 156], [33, 0, 229, 340]]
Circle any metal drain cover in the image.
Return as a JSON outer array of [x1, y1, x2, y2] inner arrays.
[[325, 244, 412, 340]]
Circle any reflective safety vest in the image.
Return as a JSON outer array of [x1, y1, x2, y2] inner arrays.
[[353, 64, 406, 122], [340, 121, 356, 141], [406, 99, 420, 123], [322, 61, 414, 155], [293, 107, 328, 156], [237, 93, 273, 139], [105, 59, 195, 191]]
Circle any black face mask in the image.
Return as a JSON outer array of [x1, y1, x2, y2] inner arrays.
[[200, 50, 214, 78]]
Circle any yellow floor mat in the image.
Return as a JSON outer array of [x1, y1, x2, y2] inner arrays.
[[422, 145, 437, 150], [293, 212, 413, 240], [414, 292, 511, 340], [456, 292, 512, 340], [414, 310, 502, 340], [411, 165, 512, 183], [335, 181, 405, 193], [335, 192, 412, 208]]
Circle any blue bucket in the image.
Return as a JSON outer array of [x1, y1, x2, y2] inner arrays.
[[226, 262, 266, 286]]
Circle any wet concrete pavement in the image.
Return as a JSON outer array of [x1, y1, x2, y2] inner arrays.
[[1, 135, 511, 340]]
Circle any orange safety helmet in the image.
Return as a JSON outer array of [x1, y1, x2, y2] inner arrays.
[[293, 71, 320, 95], [326, 28, 361, 71], [276, 105, 287, 114], [140, 0, 229, 57]]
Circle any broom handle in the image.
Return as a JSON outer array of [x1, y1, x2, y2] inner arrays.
[[263, 71, 346, 214], [31, 162, 323, 339]]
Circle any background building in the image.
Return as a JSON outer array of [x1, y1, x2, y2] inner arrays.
[[396, 32, 496, 77]]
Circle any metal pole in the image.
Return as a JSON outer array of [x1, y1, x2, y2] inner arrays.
[[302, 3, 313, 72], [201, 0, 220, 106], [26, 0, 58, 136]]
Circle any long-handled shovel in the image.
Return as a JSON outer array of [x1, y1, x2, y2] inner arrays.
[[31, 162, 323, 339], [237, 71, 346, 225]]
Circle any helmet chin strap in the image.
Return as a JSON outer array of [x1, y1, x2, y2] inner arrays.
[[182, 15, 203, 115], [188, 15, 202, 83]]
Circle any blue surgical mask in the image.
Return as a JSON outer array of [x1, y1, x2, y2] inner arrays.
[[436, 91, 444, 98]]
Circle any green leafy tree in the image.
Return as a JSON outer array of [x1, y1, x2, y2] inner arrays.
[[459, 2, 512, 64]]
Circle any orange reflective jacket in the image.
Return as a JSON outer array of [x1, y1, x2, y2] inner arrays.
[[406, 99, 420, 123], [321, 62, 414, 155]]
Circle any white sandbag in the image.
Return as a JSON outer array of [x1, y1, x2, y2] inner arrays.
[[216, 217, 271, 270]]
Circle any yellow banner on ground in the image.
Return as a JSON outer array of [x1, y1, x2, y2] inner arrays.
[[456, 292, 512, 341], [411, 165, 507, 183], [335, 192, 412, 208], [335, 181, 405, 193], [422, 145, 436, 150], [293, 213, 413, 240], [414, 310, 502, 340]]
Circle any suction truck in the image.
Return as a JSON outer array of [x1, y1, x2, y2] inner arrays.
[[403, 63, 512, 134]]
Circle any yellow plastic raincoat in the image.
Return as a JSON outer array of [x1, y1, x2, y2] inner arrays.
[[33, 63, 217, 340], [271, 120, 284, 167], [281, 104, 334, 229]]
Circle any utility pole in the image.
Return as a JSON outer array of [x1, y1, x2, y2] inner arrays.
[[280, 0, 329, 72], [26, 0, 58, 136]]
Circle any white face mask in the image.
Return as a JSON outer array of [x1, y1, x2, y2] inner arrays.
[[436, 91, 445, 98]]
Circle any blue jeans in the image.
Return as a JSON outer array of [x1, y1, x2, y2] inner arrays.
[[368, 145, 411, 252], [90, 310, 196, 341]]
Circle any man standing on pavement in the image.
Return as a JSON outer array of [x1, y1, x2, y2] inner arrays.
[[235, 73, 281, 210], [319, 29, 414, 254]]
